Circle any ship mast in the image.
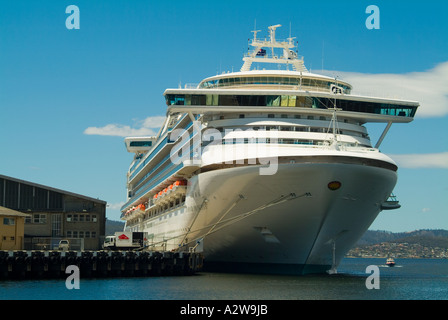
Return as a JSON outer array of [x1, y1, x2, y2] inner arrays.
[[241, 24, 308, 72]]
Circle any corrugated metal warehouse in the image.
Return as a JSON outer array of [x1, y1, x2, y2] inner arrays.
[[0, 174, 106, 250]]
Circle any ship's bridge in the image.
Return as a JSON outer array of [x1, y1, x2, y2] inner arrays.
[[164, 88, 418, 123]]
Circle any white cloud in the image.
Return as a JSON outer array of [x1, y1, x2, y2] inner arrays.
[[325, 61, 448, 118], [141, 116, 167, 128], [390, 152, 448, 169], [107, 201, 125, 210], [84, 116, 165, 137]]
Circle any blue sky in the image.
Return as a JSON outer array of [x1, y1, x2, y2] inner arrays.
[[1, 0, 447, 232]]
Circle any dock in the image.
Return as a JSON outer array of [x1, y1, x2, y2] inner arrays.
[[0, 250, 203, 279]]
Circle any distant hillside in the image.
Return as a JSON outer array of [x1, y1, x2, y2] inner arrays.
[[357, 229, 448, 247], [348, 229, 448, 258], [106, 219, 125, 235]]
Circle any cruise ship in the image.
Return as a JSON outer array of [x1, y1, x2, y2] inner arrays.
[[120, 25, 418, 274]]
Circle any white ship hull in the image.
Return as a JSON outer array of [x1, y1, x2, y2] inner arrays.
[[121, 25, 417, 275], [128, 158, 397, 274]]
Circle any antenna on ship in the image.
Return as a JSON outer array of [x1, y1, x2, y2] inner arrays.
[[241, 24, 308, 72], [326, 80, 342, 150], [329, 108, 341, 149], [322, 40, 324, 71], [289, 21, 291, 39]]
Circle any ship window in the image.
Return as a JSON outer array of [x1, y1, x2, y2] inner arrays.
[[191, 95, 206, 105], [266, 96, 281, 106], [130, 141, 152, 147], [219, 95, 238, 106], [206, 94, 219, 106], [174, 96, 185, 105], [166, 94, 186, 105]]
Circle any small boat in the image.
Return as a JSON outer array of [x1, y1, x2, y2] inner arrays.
[[386, 257, 395, 267]]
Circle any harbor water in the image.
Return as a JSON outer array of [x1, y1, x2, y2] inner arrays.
[[1, 258, 446, 301]]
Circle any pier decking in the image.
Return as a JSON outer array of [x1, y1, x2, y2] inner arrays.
[[0, 250, 203, 279]]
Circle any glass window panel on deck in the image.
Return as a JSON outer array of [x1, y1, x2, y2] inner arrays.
[[166, 94, 185, 105], [259, 77, 268, 84], [272, 95, 281, 106], [206, 94, 219, 106], [130, 141, 152, 147], [174, 95, 185, 105], [191, 95, 206, 105], [185, 94, 191, 105], [219, 95, 239, 106], [249, 95, 267, 106], [288, 95, 296, 107], [301, 78, 311, 87]]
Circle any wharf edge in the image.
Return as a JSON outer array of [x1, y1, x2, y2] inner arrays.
[[0, 250, 203, 279]]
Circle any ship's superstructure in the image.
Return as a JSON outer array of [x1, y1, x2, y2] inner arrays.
[[120, 25, 418, 274]]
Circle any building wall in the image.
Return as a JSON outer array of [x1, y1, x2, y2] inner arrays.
[[0, 175, 106, 250], [61, 195, 106, 250], [0, 215, 26, 250]]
